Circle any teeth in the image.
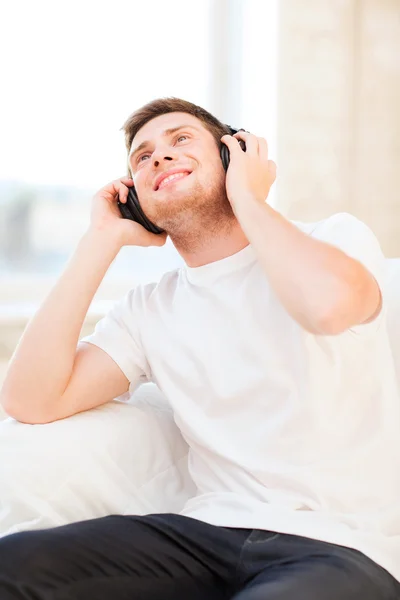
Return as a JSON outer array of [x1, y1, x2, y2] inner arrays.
[[159, 172, 188, 189]]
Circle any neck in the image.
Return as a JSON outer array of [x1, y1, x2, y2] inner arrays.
[[171, 219, 250, 268]]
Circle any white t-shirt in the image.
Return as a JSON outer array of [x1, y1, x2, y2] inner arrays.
[[81, 212, 400, 583]]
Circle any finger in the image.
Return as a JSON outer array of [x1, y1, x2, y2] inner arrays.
[[143, 230, 168, 247], [268, 160, 277, 181], [258, 137, 269, 162], [119, 185, 129, 203], [153, 232, 168, 247], [221, 134, 245, 157], [119, 176, 135, 186], [109, 178, 133, 203], [233, 131, 259, 155]]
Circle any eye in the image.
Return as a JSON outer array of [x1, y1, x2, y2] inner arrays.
[[138, 153, 151, 163], [177, 134, 188, 143]]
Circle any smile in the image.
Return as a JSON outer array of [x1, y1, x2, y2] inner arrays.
[[157, 172, 191, 190]]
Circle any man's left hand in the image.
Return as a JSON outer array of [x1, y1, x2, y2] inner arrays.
[[221, 131, 277, 211]]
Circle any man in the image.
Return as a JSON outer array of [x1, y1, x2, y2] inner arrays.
[[0, 97, 399, 599]]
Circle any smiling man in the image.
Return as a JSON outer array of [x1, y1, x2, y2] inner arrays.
[[126, 107, 247, 261], [0, 97, 399, 600]]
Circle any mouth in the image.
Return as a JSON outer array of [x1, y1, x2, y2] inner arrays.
[[154, 170, 192, 191]]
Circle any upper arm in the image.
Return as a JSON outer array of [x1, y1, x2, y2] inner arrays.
[[51, 341, 131, 422], [43, 287, 151, 423], [311, 212, 386, 336]]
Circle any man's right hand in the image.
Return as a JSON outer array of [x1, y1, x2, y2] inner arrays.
[[89, 177, 168, 248]]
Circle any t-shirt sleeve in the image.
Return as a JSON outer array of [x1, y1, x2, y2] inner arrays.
[[309, 212, 387, 336], [80, 288, 152, 386]]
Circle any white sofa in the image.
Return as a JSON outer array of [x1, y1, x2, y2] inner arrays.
[[0, 259, 399, 537]]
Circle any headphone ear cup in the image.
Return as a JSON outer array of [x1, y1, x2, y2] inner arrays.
[[220, 125, 237, 171], [220, 125, 246, 171], [220, 144, 230, 172], [117, 187, 165, 235]]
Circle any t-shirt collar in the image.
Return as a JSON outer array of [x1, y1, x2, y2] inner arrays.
[[183, 243, 256, 286]]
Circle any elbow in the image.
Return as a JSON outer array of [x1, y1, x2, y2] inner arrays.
[[313, 292, 358, 336], [0, 396, 56, 425], [299, 313, 345, 336], [311, 268, 364, 336], [316, 266, 372, 335], [313, 312, 348, 336]]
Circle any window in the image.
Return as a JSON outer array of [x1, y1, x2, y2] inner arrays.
[[0, 0, 278, 312]]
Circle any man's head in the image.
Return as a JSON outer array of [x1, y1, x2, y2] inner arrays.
[[121, 98, 237, 247]]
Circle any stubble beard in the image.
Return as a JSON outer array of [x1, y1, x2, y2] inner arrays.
[[144, 176, 238, 253]]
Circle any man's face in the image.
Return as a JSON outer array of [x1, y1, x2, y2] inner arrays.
[[128, 112, 229, 231]]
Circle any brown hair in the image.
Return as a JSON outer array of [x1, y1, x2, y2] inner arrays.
[[121, 97, 231, 155]]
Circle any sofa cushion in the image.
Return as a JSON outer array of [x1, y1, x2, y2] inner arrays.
[[0, 383, 194, 537]]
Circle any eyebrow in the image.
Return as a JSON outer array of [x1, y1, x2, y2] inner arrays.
[[129, 124, 198, 161]]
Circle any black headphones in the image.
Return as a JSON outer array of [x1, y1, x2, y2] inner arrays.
[[117, 125, 246, 234]]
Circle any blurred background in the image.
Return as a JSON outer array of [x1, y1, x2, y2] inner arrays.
[[0, 0, 399, 385]]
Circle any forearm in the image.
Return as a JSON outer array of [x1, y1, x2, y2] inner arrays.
[[234, 199, 357, 334], [0, 228, 121, 413]]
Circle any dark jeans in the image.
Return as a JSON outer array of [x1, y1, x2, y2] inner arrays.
[[0, 513, 398, 599]]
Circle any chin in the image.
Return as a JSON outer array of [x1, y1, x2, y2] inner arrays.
[[143, 175, 228, 225]]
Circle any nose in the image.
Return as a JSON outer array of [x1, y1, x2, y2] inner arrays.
[[152, 144, 178, 168]]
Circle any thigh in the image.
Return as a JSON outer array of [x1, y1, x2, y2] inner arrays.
[[234, 533, 400, 600], [0, 513, 239, 600]]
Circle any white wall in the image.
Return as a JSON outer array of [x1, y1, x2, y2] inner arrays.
[[277, 0, 400, 256]]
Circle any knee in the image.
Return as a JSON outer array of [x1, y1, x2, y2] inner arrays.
[[0, 529, 64, 584]]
